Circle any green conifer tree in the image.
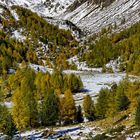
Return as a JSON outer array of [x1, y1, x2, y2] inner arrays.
[[41, 89, 59, 126], [96, 88, 109, 119], [116, 83, 130, 111], [76, 105, 84, 123]]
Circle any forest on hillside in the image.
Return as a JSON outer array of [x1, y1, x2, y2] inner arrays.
[[0, 5, 78, 76], [82, 22, 140, 75]]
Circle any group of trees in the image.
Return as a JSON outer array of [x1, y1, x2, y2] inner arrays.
[[12, 6, 76, 48], [82, 80, 130, 121], [2, 69, 140, 137], [83, 22, 140, 75], [84, 36, 119, 67], [0, 66, 83, 133], [82, 79, 140, 130]]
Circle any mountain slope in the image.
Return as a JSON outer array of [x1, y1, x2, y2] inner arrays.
[[2, 0, 75, 17], [60, 0, 140, 34], [2, 0, 140, 36], [1, 0, 83, 39], [0, 4, 79, 73]]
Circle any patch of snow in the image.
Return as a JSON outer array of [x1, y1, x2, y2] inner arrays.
[[36, 41, 49, 58], [106, 57, 120, 73], [63, 69, 83, 74], [11, 125, 102, 140], [74, 72, 127, 105], [10, 9, 19, 20], [80, 73, 126, 93], [3, 102, 13, 108], [48, 125, 101, 140], [126, 131, 140, 140], [20, 129, 44, 138], [11, 30, 26, 41], [126, 138, 132, 140], [68, 56, 102, 72], [0, 6, 4, 14], [0, 134, 7, 140], [8, 68, 15, 73], [29, 63, 53, 73]]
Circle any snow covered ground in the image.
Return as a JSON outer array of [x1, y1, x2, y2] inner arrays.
[[10, 9, 19, 20], [68, 56, 102, 72], [105, 57, 120, 73], [29, 63, 138, 105], [30, 64, 139, 101], [3, 102, 13, 108], [74, 72, 127, 105], [12, 125, 102, 140]]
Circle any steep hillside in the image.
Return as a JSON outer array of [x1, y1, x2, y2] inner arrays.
[[0, 4, 79, 74], [2, 0, 75, 17], [81, 21, 140, 75], [1, 0, 140, 36], [61, 0, 140, 34], [1, 0, 83, 39]]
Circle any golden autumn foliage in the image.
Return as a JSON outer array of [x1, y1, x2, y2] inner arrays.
[[61, 89, 76, 124]]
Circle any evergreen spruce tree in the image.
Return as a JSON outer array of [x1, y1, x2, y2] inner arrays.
[[12, 88, 28, 130], [69, 74, 83, 93], [83, 95, 96, 121], [35, 71, 44, 100], [64, 74, 83, 93], [106, 92, 117, 118], [76, 105, 84, 123], [106, 83, 118, 117], [96, 88, 109, 119], [41, 89, 59, 126], [116, 83, 130, 111]]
